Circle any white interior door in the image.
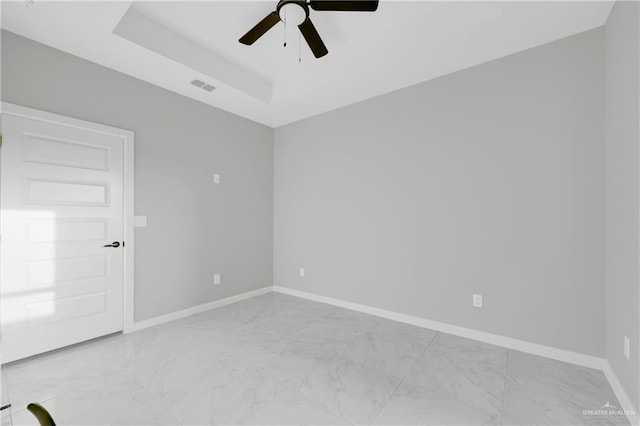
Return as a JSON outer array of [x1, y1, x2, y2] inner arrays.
[[1, 110, 126, 363]]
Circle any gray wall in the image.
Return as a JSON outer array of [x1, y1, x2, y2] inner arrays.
[[1, 31, 274, 322], [274, 29, 605, 357], [604, 1, 640, 409]]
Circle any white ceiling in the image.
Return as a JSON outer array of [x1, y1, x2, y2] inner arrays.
[[2, 1, 613, 127]]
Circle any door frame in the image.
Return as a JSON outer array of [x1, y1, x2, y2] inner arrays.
[[0, 102, 136, 333]]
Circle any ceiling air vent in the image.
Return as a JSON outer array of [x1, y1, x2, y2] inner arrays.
[[191, 79, 216, 93]]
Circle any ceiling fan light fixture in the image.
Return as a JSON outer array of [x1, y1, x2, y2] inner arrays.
[[277, 1, 308, 26]]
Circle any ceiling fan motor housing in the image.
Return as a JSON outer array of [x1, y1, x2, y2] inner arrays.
[[277, 0, 309, 26]]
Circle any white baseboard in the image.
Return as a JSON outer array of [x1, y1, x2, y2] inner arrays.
[[126, 286, 272, 333], [603, 360, 639, 425], [273, 285, 604, 370]]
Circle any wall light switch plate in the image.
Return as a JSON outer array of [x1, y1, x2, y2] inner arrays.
[[299, 268, 305, 277], [214, 274, 221, 285], [214, 173, 221, 184], [134, 216, 147, 228], [624, 336, 630, 360], [473, 294, 483, 308]]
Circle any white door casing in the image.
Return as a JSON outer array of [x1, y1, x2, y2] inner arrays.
[[0, 103, 134, 363]]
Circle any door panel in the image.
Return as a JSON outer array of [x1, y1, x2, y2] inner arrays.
[[1, 113, 125, 363], [23, 133, 111, 171], [25, 179, 110, 206]]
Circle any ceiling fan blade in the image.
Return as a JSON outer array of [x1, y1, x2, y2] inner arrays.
[[298, 18, 328, 58], [239, 11, 280, 45], [309, 0, 379, 12]]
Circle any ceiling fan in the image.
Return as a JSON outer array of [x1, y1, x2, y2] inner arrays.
[[239, 0, 379, 59]]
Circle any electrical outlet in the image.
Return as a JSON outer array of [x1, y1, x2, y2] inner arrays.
[[624, 336, 630, 360], [299, 268, 305, 277], [473, 294, 483, 308], [213, 274, 221, 285], [214, 173, 221, 184]]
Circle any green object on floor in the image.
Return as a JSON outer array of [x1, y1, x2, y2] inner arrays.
[[27, 403, 56, 426]]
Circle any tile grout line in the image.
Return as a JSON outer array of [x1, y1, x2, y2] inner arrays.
[[499, 349, 511, 426], [291, 313, 386, 426], [369, 331, 441, 425], [342, 328, 440, 381], [337, 315, 399, 425], [327, 315, 397, 380]]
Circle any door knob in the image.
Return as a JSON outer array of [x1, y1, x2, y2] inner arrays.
[[103, 241, 121, 248]]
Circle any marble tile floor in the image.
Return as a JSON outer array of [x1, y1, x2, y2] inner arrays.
[[0, 292, 628, 425]]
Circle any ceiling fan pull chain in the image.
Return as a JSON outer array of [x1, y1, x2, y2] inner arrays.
[[283, 7, 287, 47], [299, 32, 302, 63]]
